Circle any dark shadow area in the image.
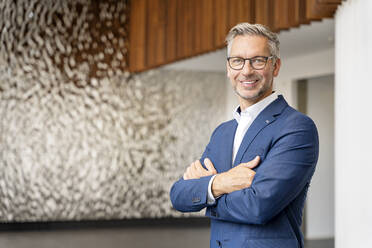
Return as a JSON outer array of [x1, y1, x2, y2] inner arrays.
[[0, 217, 210, 232]]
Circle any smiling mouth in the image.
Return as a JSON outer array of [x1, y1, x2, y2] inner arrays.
[[240, 79, 259, 86]]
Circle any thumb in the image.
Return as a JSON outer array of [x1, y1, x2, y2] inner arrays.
[[243, 156, 261, 169]]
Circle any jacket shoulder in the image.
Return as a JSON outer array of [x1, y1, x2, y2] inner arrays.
[[281, 105, 317, 128], [210, 119, 236, 137]]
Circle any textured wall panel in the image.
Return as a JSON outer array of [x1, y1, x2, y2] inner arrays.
[[0, 0, 227, 222]]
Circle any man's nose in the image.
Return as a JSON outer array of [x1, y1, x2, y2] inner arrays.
[[241, 60, 254, 75]]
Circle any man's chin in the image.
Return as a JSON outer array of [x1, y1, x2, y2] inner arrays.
[[235, 90, 259, 101]]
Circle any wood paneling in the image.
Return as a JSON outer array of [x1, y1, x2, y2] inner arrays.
[[199, 0, 214, 53], [317, 0, 342, 3], [193, 0, 203, 54], [129, 0, 147, 72], [147, 0, 166, 67], [306, 0, 339, 19], [176, 0, 194, 59], [214, 0, 229, 48], [273, 0, 290, 30], [299, 0, 312, 24], [228, 0, 255, 31], [288, 0, 300, 27], [128, 0, 342, 72], [165, 0, 177, 62], [255, 0, 270, 27]]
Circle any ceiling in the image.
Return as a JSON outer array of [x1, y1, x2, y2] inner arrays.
[[280, 18, 334, 58], [163, 18, 335, 72]]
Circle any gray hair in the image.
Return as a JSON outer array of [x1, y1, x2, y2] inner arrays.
[[226, 23, 280, 59]]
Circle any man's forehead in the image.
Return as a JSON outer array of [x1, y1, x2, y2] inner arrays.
[[230, 35, 270, 54], [231, 34, 268, 44]]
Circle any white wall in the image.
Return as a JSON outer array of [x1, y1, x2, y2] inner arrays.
[[275, 48, 335, 107], [335, 1, 372, 247], [162, 49, 227, 72], [305, 75, 335, 239]]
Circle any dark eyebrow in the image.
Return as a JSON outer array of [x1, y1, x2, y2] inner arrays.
[[250, 56, 269, 59], [228, 55, 269, 59]]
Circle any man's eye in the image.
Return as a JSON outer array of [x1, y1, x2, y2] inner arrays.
[[252, 59, 265, 64], [232, 58, 243, 64]]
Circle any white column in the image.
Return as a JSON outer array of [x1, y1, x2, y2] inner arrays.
[[335, 1, 372, 247]]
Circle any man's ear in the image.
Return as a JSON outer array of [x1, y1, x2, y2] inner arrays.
[[273, 58, 281, 77]]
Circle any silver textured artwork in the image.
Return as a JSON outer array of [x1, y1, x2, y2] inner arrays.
[[0, 0, 227, 221]]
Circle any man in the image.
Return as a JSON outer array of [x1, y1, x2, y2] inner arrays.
[[170, 23, 318, 248]]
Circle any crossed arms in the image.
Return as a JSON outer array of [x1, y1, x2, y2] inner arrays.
[[170, 117, 318, 225], [183, 156, 260, 198]]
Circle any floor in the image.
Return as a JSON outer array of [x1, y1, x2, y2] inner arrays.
[[305, 239, 334, 248], [0, 227, 334, 248]]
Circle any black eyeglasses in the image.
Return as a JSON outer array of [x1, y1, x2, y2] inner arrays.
[[227, 56, 275, 70]]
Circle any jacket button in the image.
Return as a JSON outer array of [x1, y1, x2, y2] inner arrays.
[[216, 240, 222, 247]]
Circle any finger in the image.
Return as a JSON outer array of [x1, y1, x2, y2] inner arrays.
[[185, 166, 191, 178], [194, 160, 206, 173], [183, 165, 191, 180], [183, 172, 189, 180], [189, 165, 197, 178], [248, 156, 260, 168], [242, 156, 261, 169], [247, 171, 256, 187], [204, 158, 217, 174], [188, 163, 197, 179]]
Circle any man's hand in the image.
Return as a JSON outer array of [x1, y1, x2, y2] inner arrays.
[[183, 158, 217, 180], [212, 156, 260, 198]]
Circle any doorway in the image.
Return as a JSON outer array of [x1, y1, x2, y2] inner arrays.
[[297, 75, 335, 244]]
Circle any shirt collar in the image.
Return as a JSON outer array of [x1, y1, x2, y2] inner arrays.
[[233, 92, 278, 124]]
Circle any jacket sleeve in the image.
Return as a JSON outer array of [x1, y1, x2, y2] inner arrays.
[[169, 174, 213, 212], [209, 118, 319, 225], [169, 124, 223, 213]]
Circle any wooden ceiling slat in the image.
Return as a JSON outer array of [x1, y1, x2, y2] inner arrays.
[[299, 0, 312, 24], [306, 0, 339, 19], [193, 0, 203, 54], [175, 0, 184, 58], [245, 0, 256, 24], [228, 0, 255, 29], [317, 0, 342, 3], [273, 0, 290, 31], [176, 0, 194, 58], [267, 0, 276, 31], [128, 0, 342, 73], [147, 0, 166, 67], [129, 0, 147, 72], [288, 0, 300, 27], [227, 0, 239, 31], [165, 0, 177, 63], [255, 0, 276, 31], [200, 0, 215, 52], [255, 0, 270, 27], [215, 0, 229, 48], [184, 0, 195, 56]]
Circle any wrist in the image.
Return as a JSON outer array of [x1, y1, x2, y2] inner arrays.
[[211, 173, 226, 198]]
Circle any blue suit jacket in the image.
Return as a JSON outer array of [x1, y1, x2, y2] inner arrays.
[[170, 95, 319, 248]]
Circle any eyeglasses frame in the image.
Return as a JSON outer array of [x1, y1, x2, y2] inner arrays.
[[227, 55, 276, 70]]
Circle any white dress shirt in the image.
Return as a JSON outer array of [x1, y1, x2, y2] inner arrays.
[[207, 92, 279, 204]]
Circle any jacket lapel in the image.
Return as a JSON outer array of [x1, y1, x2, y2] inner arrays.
[[233, 95, 288, 166]]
